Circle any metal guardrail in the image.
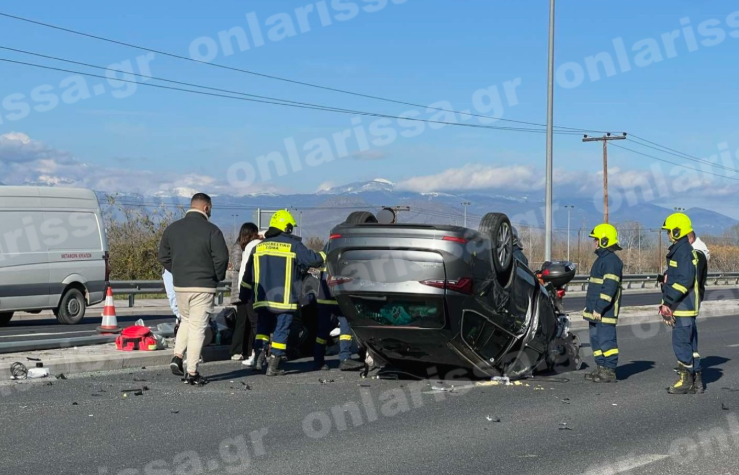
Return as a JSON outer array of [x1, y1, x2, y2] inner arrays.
[[110, 280, 232, 307], [109, 273, 739, 306], [568, 272, 739, 291]]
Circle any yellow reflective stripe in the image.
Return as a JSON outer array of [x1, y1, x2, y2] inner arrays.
[[256, 334, 270, 342], [669, 260, 678, 267], [603, 349, 619, 357], [593, 350, 603, 356], [316, 338, 327, 345], [589, 277, 604, 284], [604, 274, 620, 282], [672, 283, 688, 294], [256, 250, 296, 258], [240, 282, 252, 289], [674, 310, 698, 317], [582, 310, 593, 319], [271, 342, 287, 350], [693, 352, 701, 358], [614, 288, 621, 317], [284, 256, 293, 307], [319, 251, 327, 261], [340, 335, 352, 341], [601, 317, 618, 324], [599, 293, 613, 302], [253, 301, 298, 310], [254, 254, 261, 301], [317, 299, 338, 305]]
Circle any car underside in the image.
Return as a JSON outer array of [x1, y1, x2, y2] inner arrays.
[[322, 210, 582, 380]]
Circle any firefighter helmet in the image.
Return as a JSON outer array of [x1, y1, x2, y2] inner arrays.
[[589, 223, 620, 249], [662, 213, 692, 241], [270, 209, 297, 233]]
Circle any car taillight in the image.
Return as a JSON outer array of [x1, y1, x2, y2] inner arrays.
[[557, 289, 566, 299], [442, 236, 467, 244], [104, 251, 111, 281], [329, 234, 342, 240], [327, 275, 353, 287], [420, 278, 473, 295]]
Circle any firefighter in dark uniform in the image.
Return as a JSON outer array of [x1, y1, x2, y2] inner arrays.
[[240, 210, 326, 376], [313, 244, 364, 371], [582, 223, 623, 383], [660, 213, 702, 394]]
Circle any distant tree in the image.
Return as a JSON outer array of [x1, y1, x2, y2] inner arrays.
[[305, 236, 326, 252]]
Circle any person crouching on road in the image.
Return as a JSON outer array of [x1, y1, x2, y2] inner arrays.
[[229, 223, 261, 365], [660, 213, 702, 395], [314, 244, 364, 372], [582, 223, 623, 383], [239, 210, 326, 376], [158, 193, 229, 386]]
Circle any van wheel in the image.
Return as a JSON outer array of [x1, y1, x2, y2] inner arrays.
[[345, 211, 377, 224], [0, 312, 13, 326], [54, 288, 86, 324], [479, 212, 513, 283]]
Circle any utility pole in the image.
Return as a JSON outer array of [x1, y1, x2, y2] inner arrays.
[[673, 206, 686, 212], [564, 205, 574, 261], [582, 132, 627, 223], [231, 214, 239, 242], [461, 201, 471, 228], [544, 0, 556, 261]]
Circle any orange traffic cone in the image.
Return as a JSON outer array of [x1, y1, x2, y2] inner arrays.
[[98, 287, 121, 334]]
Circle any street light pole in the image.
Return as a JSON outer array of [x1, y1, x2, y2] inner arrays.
[[544, 0, 556, 262], [461, 201, 471, 228], [231, 214, 239, 242], [564, 205, 574, 261]]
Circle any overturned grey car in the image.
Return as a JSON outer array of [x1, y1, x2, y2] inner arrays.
[[324, 210, 581, 379]]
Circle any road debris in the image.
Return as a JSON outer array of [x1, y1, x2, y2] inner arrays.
[[56, 373, 67, 380], [171, 411, 180, 414], [722, 403, 730, 411], [72, 402, 78, 406], [486, 416, 501, 422], [10, 362, 28, 380], [26, 357, 41, 362], [241, 382, 251, 390], [722, 387, 739, 392], [559, 423, 572, 431], [319, 379, 335, 384]]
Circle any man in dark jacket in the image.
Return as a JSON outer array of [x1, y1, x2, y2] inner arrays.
[[660, 213, 702, 394], [158, 193, 229, 385], [240, 210, 325, 376], [582, 223, 623, 383]]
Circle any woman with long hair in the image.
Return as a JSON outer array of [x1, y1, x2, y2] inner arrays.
[[230, 222, 261, 364]]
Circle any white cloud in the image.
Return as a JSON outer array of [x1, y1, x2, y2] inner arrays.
[[0, 132, 278, 196], [316, 181, 335, 192], [396, 164, 541, 193]]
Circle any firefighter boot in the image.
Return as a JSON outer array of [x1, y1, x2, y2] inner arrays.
[[254, 348, 268, 372], [668, 368, 695, 394], [584, 366, 603, 382], [339, 359, 364, 371], [693, 371, 704, 394], [593, 367, 617, 383], [265, 355, 285, 377]]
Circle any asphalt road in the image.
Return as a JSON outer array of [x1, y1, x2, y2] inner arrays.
[[0, 314, 174, 342], [564, 287, 739, 312], [1, 314, 739, 474]]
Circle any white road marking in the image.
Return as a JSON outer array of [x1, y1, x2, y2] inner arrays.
[[0, 330, 97, 339], [582, 454, 669, 475], [728, 344, 739, 347]]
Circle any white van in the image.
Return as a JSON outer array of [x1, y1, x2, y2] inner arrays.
[[0, 186, 110, 325]]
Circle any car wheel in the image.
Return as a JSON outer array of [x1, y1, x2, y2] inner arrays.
[[55, 288, 86, 324], [479, 212, 513, 281], [345, 211, 378, 224], [0, 312, 14, 326]]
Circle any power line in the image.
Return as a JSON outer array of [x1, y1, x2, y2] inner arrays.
[[0, 11, 608, 134], [0, 57, 588, 135], [610, 143, 739, 183], [628, 135, 738, 174]]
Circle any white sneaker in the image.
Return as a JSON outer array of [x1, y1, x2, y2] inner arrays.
[[231, 354, 244, 361], [330, 327, 341, 337], [242, 355, 255, 367]]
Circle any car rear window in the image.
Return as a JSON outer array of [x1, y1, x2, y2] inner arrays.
[[348, 295, 445, 329]]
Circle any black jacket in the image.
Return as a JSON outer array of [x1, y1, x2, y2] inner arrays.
[[158, 210, 229, 292]]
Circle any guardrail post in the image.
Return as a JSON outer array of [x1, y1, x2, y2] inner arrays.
[[129, 294, 135, 308]]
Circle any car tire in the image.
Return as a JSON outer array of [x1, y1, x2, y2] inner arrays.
[[0, 312, 14, 326], [54, 288, 86, 324], [345, 211, 378, 224], [479, 212, 513, 282]]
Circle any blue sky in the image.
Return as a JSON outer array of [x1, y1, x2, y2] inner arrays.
[[1, 1, 739, 214]]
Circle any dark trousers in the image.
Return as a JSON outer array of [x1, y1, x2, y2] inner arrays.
[[314, 307, 353, 365], [673, 316, 700, 373], [256, 309, 293, 357], [230, 302, 258, 357], [589, 322, 618, 369]]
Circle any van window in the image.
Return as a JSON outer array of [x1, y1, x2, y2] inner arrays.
[[0, 211, 49, 258], [42, 211, 102, 251]]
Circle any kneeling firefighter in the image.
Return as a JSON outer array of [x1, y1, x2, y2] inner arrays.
[[660, 213, 702, 395], [582, 223, 623, 383], [239, 210, 326, 376], [313, 243, 364, 372]]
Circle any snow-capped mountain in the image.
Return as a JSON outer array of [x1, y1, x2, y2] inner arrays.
[[317, 178, 395, 195]]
